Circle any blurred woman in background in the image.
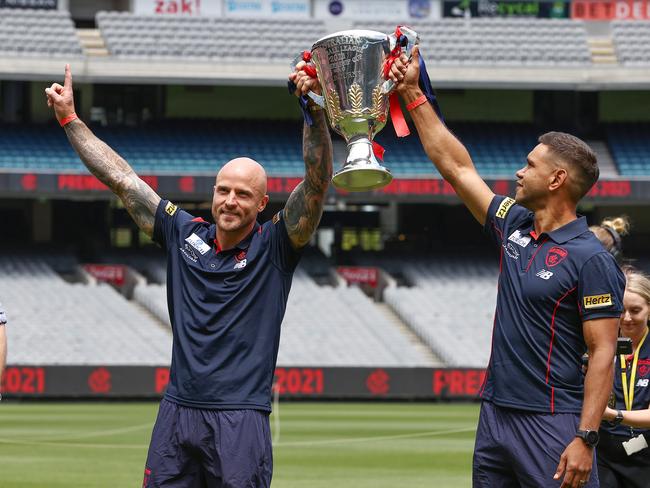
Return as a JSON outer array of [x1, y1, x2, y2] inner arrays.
[[589, 216, 630, 262], [598, 267, 650, 487]]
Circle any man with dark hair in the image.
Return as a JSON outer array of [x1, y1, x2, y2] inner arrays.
[[538, 131, 599, 201], [389, 49, 625, 488], [46, 64, 332, 487]]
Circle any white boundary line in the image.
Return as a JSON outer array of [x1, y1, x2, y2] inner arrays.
[[0, 426, 475, 450], [274, 427, 476, 447], [0, 438, 148, 449], [31, 422, 153, 441]]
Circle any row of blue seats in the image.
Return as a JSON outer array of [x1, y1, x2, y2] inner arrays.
[[1, 122, 648, 176], [605, 124, 650, 175]]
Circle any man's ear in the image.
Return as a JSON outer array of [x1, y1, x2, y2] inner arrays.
[[258, 194, 269, 212], [549, 167, 568, 192]]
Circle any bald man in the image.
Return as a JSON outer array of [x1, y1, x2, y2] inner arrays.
[[46, 65, 332, 487]]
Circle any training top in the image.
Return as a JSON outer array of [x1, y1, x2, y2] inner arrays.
[[153, 200, 301, 411], [601, 335, 650, 437], [481, 195, 625, 413]]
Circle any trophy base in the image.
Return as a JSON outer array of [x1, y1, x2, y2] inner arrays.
[[332, 165, 393, 192], [331, 138, 393, 192]]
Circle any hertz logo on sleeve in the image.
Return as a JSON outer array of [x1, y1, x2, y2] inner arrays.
[[165, 201, 178, 216], [496, 197, 515, 219], [583, 294, 612, 309]]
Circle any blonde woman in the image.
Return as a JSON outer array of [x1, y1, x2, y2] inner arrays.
[[589, 216, 630, 261], [599, 268, 650, 487]]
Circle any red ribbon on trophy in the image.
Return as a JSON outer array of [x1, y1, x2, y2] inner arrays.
[[382, 26, 410, 138]]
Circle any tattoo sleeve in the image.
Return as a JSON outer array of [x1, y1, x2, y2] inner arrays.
[[284, 110, 333, 249], [64, 120, 161, 237]]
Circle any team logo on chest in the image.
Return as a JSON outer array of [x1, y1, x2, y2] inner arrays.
[[638, 359, 650, 378], [545, 246, 568, 267], [508, 229, 531, 248]]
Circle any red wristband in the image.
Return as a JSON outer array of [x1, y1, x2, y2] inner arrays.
[[59, 113, 78, 127], [406, 95, 428, 112]]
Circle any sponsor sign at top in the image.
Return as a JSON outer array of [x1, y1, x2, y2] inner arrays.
[[223, 0, 310, 17], [442, 0, 569, 18], [0, 0, 57, 8], [133, 0, 222, 15], [571, 0, 650, 19], [314, 0, 438, 19]]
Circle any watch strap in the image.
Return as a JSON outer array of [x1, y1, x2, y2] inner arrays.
[[611, 410, 624, 427]]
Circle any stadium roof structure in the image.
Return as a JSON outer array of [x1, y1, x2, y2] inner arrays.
[[2, 56, 650, 91], [1, 11, 650, 90]]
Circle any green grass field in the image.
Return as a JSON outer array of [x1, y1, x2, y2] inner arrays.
[[0, 402, 479, 487]]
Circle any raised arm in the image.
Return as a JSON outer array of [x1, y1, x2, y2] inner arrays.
[[389, 47, 494, 225], [284, 67, 333, 249], [45, 65, 161, 237]]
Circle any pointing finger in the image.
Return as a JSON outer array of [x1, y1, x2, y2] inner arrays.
[[64, 64, 72, 89]]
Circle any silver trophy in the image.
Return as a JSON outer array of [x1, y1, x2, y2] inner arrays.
[[302, 27, 418, 192]]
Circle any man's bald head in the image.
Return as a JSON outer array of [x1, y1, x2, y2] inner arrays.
[[217, 157, 267, 197], [212, 157, 270, 240]]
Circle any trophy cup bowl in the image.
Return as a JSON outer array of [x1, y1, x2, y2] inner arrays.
[[309, 29, 416, 192]]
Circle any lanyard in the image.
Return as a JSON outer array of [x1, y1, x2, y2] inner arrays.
[[620, 327, 649, 411]]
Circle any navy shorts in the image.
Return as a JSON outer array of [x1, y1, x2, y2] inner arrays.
[[473, 401, 598, 488], [143, 399, 273, 488]]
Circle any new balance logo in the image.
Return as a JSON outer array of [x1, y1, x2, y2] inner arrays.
[[536, 269, 553, 280], [234, 259, 247, 270]]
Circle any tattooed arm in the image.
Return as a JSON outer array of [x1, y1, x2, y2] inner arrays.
[[284, 66, 333, 249], [45, 65, 160, 237]]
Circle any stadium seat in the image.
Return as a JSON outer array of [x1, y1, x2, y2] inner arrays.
[[0, 255, 171, 365], [96, 11, 327, 61], [0, 8, 83, 58], [352, 254, 498, 367], [606, 124, 650, 176], [612, 21, 650, 67]]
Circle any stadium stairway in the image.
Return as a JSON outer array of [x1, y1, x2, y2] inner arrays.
[[374, 302, 443, 366], [587, 140, 619, 178], [587, 38, 617, 65], [77, 28, 109, 57]]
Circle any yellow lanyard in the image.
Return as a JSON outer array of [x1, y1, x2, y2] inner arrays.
[[620, 328, 649, 411]]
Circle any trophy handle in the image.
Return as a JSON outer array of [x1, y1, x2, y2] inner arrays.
[[291, 51, 326, 108], [382, 26, 419, 95]]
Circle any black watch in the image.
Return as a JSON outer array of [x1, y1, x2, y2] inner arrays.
[[576, 429, 599, 448], [611, 410, 624, 427]]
